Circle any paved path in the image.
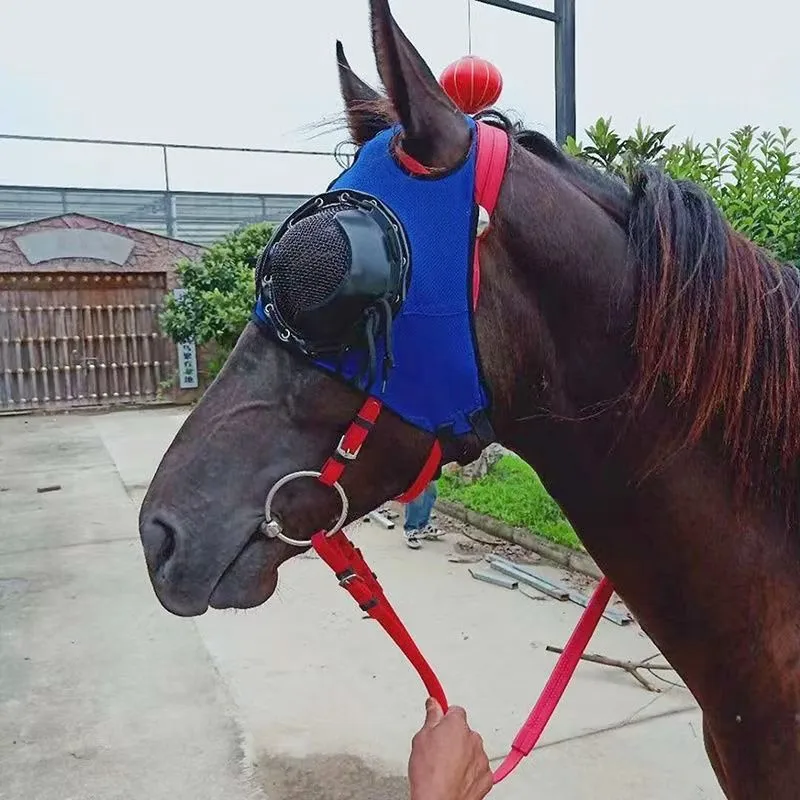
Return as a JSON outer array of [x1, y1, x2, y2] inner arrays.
[[0, 408, 724, 799]]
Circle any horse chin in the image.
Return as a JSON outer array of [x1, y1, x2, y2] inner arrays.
[[208, 533, 282, 611]]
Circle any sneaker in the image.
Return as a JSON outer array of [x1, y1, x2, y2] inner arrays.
[[405, 531, 421, 549], [420, 524, 445, 540]]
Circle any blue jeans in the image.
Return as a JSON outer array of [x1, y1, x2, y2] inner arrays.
[[404, 482, 437, 531]]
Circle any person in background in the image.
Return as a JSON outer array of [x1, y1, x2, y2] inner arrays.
[[404, 480, 444, 549], [408, 698, 493, 800]]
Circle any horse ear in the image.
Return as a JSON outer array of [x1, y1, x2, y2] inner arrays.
[[369, 0, 471, 168], [337, 40, 392, 146]]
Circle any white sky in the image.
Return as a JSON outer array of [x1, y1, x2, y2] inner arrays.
[[0, 0, 797, 195]]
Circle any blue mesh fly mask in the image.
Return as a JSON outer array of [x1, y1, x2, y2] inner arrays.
[[252, 116, 510, 482]]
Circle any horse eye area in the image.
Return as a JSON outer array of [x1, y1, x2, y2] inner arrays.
[[257, 190, 409, 364], [268, 205, 354, 334]]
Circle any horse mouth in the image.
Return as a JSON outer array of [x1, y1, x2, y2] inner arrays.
[[208, 529, 282, 610], [207, 502, 337, 611]]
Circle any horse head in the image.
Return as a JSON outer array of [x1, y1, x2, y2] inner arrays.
[[138, 0, 630, 615], [138, 0, 798, 628]]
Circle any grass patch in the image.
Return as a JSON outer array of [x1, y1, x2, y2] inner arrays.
[[438, 455, 582, 551]]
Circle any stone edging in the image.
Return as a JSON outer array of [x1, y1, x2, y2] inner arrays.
[[434, 498, 602, 580]]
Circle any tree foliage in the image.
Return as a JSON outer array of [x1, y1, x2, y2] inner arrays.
[[160, 222, 274, 363], [565, 119, 800, 265]]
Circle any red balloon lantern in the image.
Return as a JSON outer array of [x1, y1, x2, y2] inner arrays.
[[439, 55, 503, 115]]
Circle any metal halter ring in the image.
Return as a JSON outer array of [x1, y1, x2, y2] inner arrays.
[[263, 470, 350, 548]]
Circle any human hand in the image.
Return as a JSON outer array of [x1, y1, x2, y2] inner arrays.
[[408, 698, 493, 800]]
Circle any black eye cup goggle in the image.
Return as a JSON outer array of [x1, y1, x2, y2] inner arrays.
[[255, 189, 411, 358]]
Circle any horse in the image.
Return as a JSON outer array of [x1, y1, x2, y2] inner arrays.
[[138, 1, 800, 796]]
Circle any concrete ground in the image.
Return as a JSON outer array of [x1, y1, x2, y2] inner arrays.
[[0, 408, 724, 800]]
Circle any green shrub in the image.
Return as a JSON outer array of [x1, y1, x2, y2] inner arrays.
[[566, 118, 800, 265], [161, 222, 274, 377], [438, 455, 581, 550], [563, 116, 674, 184]]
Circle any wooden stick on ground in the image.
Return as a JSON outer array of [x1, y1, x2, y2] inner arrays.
[[545, 646, 676, 693]]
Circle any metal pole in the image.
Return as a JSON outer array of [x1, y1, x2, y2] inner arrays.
[[162, 146, 171, 192], [474, 0, 576, 145], [475, 0, 555, 22], [554, 0, 576, 145], [162, 146, 177, 238]]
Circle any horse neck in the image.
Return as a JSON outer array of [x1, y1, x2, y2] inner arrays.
[[479, 163, 800, 760], [510, 399, 800, 790]]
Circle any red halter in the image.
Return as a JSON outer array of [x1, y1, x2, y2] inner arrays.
[[269, 121, 614, 785]]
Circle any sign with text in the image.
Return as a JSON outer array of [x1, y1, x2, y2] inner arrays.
[[172, 288, 199, 389]]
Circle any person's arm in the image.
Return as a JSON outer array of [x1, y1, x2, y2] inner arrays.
[[408, 699, 493, 800]]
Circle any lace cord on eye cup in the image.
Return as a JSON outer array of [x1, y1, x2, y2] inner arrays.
[[363, 298, 396, 391]]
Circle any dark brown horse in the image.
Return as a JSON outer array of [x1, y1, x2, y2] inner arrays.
[[138, 1, 800, 796]]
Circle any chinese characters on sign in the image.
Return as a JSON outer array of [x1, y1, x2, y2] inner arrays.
[[177, 341, 199, 389], [172, 288, 199, 389]]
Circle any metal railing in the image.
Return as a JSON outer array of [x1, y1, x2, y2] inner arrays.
[[0, 131, 355, 243], [0, 184, 313, 245]]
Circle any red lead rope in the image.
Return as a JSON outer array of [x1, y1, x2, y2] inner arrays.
[[313, 397, 448, 708], [491, 576, 614, 782], [311, 528, 449, 709], [305, 122, 611, 783], [306, 398, 614, 785]]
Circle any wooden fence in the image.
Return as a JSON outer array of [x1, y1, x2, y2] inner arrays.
[[0, 272, 173, 412]]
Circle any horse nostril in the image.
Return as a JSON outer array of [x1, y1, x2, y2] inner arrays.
[[140, 517, 178, 574]]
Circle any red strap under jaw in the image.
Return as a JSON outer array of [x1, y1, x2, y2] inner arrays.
[[319, 397, 383, 487], [317, 396, 441, 504], [395, 440, 442, 503]]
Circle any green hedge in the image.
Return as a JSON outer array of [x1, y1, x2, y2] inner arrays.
[[438, 455, 581, 551], [565, 118, 800, 266], [160, 222, 275, 378]]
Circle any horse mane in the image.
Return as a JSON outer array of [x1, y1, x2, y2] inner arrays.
[[338, 103, 800, 520], [471, 110, 631, 230], [480, 111, 800, 520], [626, 165, 800, 518]]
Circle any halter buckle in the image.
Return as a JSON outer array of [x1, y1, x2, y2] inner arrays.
[[336, 435, 362, 461], [336, 567, 358, 587]]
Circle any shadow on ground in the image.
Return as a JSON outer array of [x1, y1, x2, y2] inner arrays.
[[255, 752, 407, 800]]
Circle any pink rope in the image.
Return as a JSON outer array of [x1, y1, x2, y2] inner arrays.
[[492, 577, 615, 783]]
